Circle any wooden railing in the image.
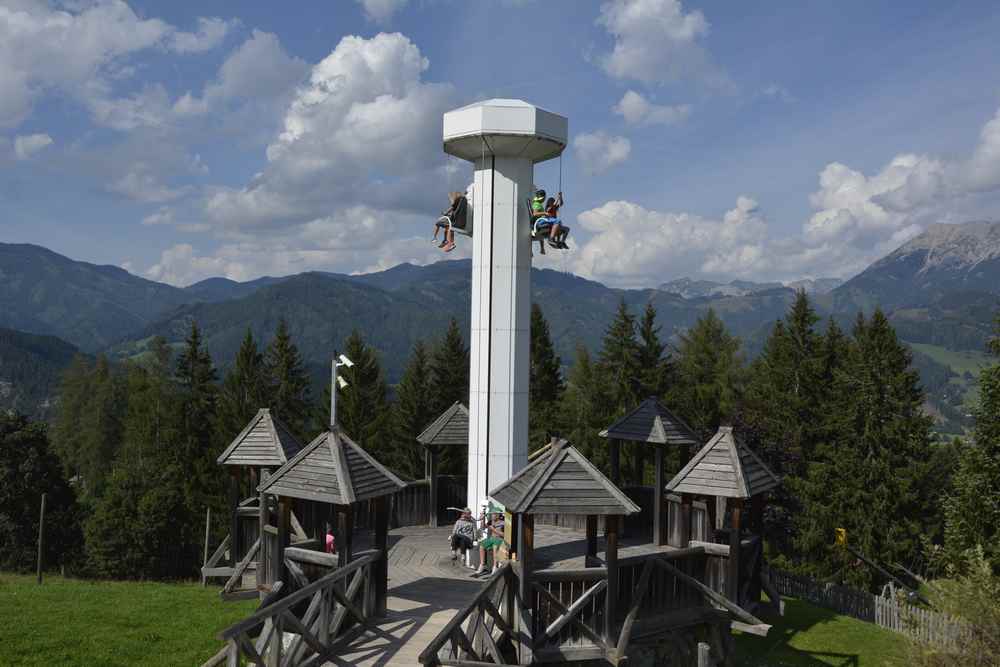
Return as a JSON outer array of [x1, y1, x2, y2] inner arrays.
[[420, 546, 770, 666], [205, 549, 383, 667]]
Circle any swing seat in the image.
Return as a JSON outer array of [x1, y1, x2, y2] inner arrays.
[[437, 195, 472, 237], [526, 198, 570, 249]]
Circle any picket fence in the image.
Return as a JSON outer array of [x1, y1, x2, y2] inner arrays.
[[767, 567, 966, 650]]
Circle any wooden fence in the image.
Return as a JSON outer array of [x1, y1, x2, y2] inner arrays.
[[768, 567, 966, 650]]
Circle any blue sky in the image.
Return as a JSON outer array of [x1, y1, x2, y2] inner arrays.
[[2, 0, 1000, 287]]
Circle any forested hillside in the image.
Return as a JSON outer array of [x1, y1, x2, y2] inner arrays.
[[0, 328, 79, 421]]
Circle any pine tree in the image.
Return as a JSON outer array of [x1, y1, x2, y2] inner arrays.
[[265, 319, 311, 439], [76, 355, 124, 500], [175, 322, 219, 507], [668, 309, 743, 439], [428, 318, 469, 474], [598, 299, 641, 415], [327, 330, 389, 460], [217, 329, 266, 442], [530, 303, 564, 448], [795, 310, 936, 589], [943, 315, 1000, 569], [428, 318, 470, 418], [51, 354, 92, 481], [121, 339, 178, 471], [563, 344, 612, 472], [637, 302, 672, 399], [389, 341, 434, 479]]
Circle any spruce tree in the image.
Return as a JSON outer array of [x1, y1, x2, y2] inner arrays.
[[428, 318, 469, 474], [217, 329, 266, 442], [264, 319, 311, 439], [563, 344, 612, 472], [51, 354, 92, 482], [668, 309, 743, 439], [428, 318, 470, 417], [942, 315, 1000, 569], [795, 310, 936, 588], [598, 299, 641, 415], [530, 303, 564, 448], [328, 330, 389, 460], [175, 322, 219, 507], [389, 341, 434, 479], [76, 355, 124, 500], [637, 302, 672, 399], [121, 339, 178, 471]]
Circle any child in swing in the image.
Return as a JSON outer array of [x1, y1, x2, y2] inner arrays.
[[535, 192, 568, 249]]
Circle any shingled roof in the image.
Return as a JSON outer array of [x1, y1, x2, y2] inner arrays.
[[217, 409, 303, 467], [258, 428, 405, 505], [416, 402, 469, 446], [665, 427, 780, 498], [599, 397, 699, 446], [490, 439, 640, 516]]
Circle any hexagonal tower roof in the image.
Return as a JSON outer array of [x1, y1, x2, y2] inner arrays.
[[443, 98, 567, 162]]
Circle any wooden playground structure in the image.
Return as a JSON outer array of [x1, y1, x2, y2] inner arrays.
[[202, 399, 783, 667]]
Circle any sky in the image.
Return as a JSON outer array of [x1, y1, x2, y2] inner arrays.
[[2, 0, 1000, 288]]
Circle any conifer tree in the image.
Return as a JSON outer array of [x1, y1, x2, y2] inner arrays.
[[942, 315, 1000, 569], [76, 355, 124, 499], [428, 318, 470, 418], [51, 354, 92, 481], [175, 322, 219, 506], [598, 299, 641, 416], [668, 309, 743, 439], [562, 344, 610, 470], [389, 341, 434, 479], [328, 330, 389, 460], [264, 319, 311, 438], [795, 310, 935, 588], [530, 303, 564, 448], [121, 338, 177, 470], [217, 329, 266, 442], [637, 302, 672, 398]]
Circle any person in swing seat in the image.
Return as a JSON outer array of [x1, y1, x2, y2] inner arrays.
[[530, 189, 549, 255], [542, 193, 568, 249], [434, 191, 463, 252]]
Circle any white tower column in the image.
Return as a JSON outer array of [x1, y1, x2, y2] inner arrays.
[[443, 100, 568, 511]]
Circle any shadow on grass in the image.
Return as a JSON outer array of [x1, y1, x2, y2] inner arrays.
[[736, 598, 866, 667]]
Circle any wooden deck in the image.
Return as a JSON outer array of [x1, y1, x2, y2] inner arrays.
[[322, 523, 680, 666]]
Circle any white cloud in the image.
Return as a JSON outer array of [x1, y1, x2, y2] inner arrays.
[[761, 84, 796, 103], [573, 131, 631, 174], [0, 1, 232, 129], [356, 0, 409, 24], [573, 104, 1000, 287], [168, 17, 235, 54], [108, 165, 187, 203], [145, 243, 239, 286], [141, 207, 174, 226], [596, 0, 730, 89], [612, 90, 690, 125], [204, 32, 457, 231], [13, 133, 52, 159]]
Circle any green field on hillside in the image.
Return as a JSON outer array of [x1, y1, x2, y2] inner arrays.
[[1, 573, 911, 667], [909, 342, 992, 378]]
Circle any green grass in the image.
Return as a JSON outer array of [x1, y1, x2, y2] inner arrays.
[[908, 342, 991, 378], [0, 573, 256, 667], [736, 598, 908, 666], [1, 574, 911, 667]]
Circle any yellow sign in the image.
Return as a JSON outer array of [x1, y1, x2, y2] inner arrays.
[[835, 528, 847, 547]]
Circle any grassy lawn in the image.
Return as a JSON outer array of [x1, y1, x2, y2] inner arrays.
[[0, 573, 256, 667], [736, 598, 908, 666]]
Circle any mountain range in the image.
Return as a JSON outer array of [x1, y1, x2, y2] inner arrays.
[[1, 220, 998, 434]]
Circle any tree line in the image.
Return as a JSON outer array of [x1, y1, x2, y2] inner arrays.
[[2, 295, 997, 592]]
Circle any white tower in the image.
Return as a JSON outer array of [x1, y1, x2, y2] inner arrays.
[[442, 99, 568, 511]]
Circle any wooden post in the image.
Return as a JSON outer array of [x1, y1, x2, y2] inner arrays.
[[680, 493, 693, 548], [337, 504, 354, 568], [653, 446, 665, 546], [36, 493, 46, 585], [727, 499, 742, 604], [373, 496, 389, 617], [585, 514, 598, 564], [428, 446, 439, 528], [609, 440, 621, 486], [229, 467, 241, 566], [751, 492, 765, 536], [632, 446, 644, 486], [705, 494, 717, 542], [516, 513, 534, 664], [201, 507, 211, 586], [605, 515, 619, 641], [276, 497, 291, 585], [258, 470, 269, 589]]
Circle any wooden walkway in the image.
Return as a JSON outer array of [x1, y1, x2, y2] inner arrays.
[[322, 524, 679, 666]]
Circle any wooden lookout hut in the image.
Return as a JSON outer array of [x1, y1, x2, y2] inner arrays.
[[257, 427, 405, 614], [490, 438, 640, 662], [416, 402, 468, 527], [206, 409, 303, 592], [599, 397, 700, 546], [666, 426, 781, 611]]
